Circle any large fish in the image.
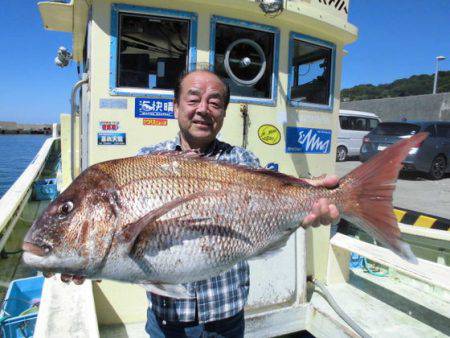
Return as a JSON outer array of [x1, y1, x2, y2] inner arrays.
[[22, 133, 426, 297]]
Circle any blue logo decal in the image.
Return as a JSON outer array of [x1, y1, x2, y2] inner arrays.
[[266, 162, 279, 172], [135, 98, 174, 119], [97, 133, 126, 145], [286, 127, 331, 154]]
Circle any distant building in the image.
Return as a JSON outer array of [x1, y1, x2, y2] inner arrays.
[[340, 92, 450, 122]]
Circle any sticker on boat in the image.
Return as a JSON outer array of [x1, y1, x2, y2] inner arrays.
[[135, 98, 174, 119], [97, 133, 126, 145], [286, 127, 331, 154]]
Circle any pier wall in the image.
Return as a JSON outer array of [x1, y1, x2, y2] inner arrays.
[[340, 92, 450, 122]]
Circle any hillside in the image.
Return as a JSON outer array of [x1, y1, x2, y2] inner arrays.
[[341, 71, 450, 101]]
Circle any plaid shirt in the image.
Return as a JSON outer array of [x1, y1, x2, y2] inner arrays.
[[137, 135, 260, 323]]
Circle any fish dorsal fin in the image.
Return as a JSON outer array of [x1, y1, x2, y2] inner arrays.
[[144, 151, 314, 187], [150, 149, 203, 158], [249, 168, 313, 187]]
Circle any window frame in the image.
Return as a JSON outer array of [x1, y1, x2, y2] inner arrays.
[[209, 15, 280, 106], [288, 32, 336, 111], [110, 4, 198, 98]]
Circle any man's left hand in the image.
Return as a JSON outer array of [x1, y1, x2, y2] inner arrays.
[[302, 174, 340, 228]]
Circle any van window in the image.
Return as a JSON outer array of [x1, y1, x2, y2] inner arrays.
[[372, 123, 420, 136], [368, 118, 379, 130], [339, 116, 374, 131]]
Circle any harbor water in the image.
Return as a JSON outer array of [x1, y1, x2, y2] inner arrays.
[[0, 135, 49, 198]]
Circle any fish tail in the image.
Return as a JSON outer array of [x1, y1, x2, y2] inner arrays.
[[338, 132, 428, 263]]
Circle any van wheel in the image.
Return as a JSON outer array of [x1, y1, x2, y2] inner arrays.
[[336, 146, 347, 162], [428, 155, 446, 180]]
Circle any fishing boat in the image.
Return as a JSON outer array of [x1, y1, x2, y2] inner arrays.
[[1, 0, 449, 337]]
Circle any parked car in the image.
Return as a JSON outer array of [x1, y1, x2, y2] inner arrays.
[[360, 121, 450, 180], [336, 110, 381, 162]]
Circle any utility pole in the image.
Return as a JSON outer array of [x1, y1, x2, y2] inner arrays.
[[433, 56, 446, 94]]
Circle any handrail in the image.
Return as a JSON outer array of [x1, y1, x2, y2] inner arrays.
[[0, 137, 56, 250], [70, 78, 88, 180], [329, 233, 450, 291], [399, 223, 450, 242], [34, 278, 100, 338]]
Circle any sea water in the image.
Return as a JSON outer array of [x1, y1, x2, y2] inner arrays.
[[0, 135, 49, 198]]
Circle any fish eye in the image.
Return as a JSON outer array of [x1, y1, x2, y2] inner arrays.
[[59, 201, 74, 215]]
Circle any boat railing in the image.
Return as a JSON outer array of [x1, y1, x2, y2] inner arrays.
[[0, 130, 58, 252], [326, 232, 450, 291]]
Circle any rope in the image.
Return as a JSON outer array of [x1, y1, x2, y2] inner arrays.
[[363, 258, 389, 277]]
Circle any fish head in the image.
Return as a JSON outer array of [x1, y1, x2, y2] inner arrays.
[[22, 166, 120, 276]]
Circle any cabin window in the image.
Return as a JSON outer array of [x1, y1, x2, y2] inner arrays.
[[288, 33, 335, 110], [110, 5, 197, 97], [210, 16, 279, 105]]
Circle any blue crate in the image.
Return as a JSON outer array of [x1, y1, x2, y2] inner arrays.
[[2, 276, 43, 317], [0, 276, 44, 338], [32, 178, 58, 201], [349, 252, 364, 269], [0, 314, 37, 338]]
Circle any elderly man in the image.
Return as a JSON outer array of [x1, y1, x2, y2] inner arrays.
[[137, 70, 339, 337], [56, 70, 339, 337]]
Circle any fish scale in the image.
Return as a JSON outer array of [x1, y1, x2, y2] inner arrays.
[[22, 134, 427, 293]]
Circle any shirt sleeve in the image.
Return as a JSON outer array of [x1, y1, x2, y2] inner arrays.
[[227, 147, 261, 169], [137, 140, 176, 156]]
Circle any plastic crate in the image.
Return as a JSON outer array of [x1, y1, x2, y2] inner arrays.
[[349, 252, 364, 269], [0, 276, 44, 338], [0, 314, 37, 338], [32, 178, 58, 201]]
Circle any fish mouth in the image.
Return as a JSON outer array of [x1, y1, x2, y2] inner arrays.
[[22, 241, 52, 257]]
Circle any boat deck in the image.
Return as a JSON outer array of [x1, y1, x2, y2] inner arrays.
[[309, 268, 450, 337], [95, 265, 450, 338], [0, 200, 50, 301]]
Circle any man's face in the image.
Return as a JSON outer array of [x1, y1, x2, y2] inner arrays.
[[175, 71, 227, 146]]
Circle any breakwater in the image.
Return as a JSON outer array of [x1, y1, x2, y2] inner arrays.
[[0, 121, 52, 134]]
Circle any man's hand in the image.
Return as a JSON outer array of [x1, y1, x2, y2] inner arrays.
[[302, 174, 340, 228]]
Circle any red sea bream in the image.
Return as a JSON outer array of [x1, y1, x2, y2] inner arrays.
[[22, 133, 427, 296]]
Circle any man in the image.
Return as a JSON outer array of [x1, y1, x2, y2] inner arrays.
[[56, 70, 339, 337], [137, 70, 339, 337]]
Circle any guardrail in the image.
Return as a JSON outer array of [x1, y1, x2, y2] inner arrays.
[[0, 137, 57, 252]]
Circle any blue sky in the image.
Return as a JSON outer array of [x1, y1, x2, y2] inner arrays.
[[0, 0, 449, 124], [343, 0, 450, 89]]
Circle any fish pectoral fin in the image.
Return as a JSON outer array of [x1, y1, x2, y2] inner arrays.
[[119, 190, 224, 251], [141, 283, 194, 299]]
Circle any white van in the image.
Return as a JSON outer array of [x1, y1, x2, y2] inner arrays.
[[337, 110, 381, 161]]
